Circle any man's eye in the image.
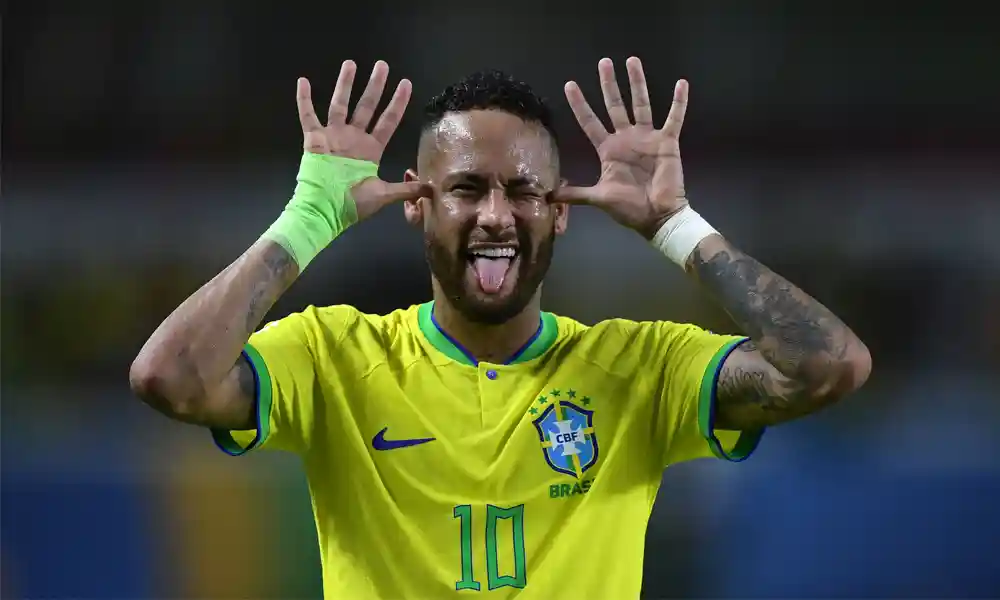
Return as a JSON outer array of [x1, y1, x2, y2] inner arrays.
[[511, 189, 544, 200], [451, 184, 478, 193]]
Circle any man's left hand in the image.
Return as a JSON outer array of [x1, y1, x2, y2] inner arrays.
[[556, 57, 690, 239]]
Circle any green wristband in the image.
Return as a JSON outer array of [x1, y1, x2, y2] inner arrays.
[[262, 152, 378, 270]]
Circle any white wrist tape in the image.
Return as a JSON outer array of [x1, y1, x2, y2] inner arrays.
[[651, 205, 719, 267]]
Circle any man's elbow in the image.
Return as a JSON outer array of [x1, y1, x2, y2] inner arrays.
[[844, 342, 873, 392], [808, 342, 873, 402], [129, 354, 204, 422]]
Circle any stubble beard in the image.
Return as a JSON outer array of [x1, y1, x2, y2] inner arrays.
[[425, 223, 555, 326]]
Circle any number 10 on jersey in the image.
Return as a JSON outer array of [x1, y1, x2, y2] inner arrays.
[[453, 504, 526, 591]]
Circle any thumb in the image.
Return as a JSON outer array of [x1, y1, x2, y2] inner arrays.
[[352, 178, 431, 219], [552, 185, 601, 205], [379, 180, 433, 203]]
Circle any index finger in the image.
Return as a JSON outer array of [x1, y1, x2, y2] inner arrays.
[[296, 78, 323, 132], [662, 79, 689, 139], [564, 81, 608, 148]]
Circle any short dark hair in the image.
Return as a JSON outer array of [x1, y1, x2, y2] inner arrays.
[[421, 70, 557, 141]]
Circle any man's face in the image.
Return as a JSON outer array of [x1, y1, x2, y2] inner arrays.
[[405, 110, 569, 325]]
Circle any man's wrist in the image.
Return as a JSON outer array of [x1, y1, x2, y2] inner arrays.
[[650, 205, 719, 268], [262, 152, 377, 271]]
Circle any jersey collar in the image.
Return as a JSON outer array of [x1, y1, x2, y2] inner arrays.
[[417, 301, 558, 366]]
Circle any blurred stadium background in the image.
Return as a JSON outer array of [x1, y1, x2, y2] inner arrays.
[[3, 1, 999, 598]]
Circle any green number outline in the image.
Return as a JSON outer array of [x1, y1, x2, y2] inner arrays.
[[486, 504, 526, 590], [453, 505, 481, 591], [453, 504, 527, 591]]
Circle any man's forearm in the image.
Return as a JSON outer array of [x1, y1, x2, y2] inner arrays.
[[687, 234, 864, 392], [131, 240, 298, 409]]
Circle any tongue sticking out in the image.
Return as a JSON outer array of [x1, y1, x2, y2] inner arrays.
[[472, 257, 511, 294]]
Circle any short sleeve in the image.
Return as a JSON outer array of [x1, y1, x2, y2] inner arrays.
[[211, 311, 318, 455], [645, 322, 765, 466]]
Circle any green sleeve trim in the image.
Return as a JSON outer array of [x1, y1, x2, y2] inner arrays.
[[697, 338, 766, 462], [210, 343, 274, 456]]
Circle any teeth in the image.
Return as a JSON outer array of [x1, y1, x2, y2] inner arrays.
[[470, 247, 516, 259]]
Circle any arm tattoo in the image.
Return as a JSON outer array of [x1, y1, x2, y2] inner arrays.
[[714, 341, 826, 429], [689, 237, 866, 428], [717, 342, 771, 400], [246, 242, 297, 334], [690, 241, 849, 375]]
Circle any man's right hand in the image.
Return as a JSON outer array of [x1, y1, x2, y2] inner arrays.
[[296, 60, 429, 221]]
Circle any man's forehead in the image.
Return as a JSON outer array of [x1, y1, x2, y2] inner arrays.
[[423, 110, 557, 178]]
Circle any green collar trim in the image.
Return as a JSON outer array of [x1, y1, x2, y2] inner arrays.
[[417, 301, 557, 366]]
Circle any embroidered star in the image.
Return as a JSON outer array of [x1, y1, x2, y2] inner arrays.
[[582, 396, 592, 406], [550, 389, 561, 397], [567, 390, 577, 399], [529, 407, 538, 415], [537, 395, 547, 405]]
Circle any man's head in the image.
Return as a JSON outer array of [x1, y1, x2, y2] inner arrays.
[[404, 70, 569, 325]]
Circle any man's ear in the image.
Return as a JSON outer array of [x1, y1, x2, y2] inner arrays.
[[554, 178, 570, 235], [402, 169, 426, 227]]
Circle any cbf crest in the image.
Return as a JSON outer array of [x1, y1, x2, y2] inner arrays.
[[530, 389, 599, 479]]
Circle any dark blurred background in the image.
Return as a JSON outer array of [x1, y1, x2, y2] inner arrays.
[[3, 1, 999, 598]]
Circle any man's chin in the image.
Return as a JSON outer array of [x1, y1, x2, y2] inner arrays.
[[453, 285, 528, 326], [461, 293, 518, 322]]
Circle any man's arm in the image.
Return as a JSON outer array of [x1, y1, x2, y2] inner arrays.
[[129, 240, 298, 430], [129, 61, 424, 433], [688, 234, 871, 431]]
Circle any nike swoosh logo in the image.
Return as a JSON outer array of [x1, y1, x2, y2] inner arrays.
[[371, 427, 436, 451]]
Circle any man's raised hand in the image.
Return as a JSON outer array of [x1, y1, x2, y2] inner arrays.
[[555, 57, 690, 238], [296, 60, 429, 221]]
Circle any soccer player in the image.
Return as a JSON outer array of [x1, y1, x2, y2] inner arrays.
[[131, 57, 871, 598]]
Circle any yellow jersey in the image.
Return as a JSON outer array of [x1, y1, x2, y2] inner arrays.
[[212, 302, 764, 599]]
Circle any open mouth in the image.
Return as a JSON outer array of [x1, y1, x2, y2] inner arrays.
[[466, 245, 519, 294]]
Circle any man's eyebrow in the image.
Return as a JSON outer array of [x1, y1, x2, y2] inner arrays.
[[439, 172, 549, 188], [441, 171, 487, 182]]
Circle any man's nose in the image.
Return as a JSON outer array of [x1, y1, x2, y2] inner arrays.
[[476, 187, 515, 232]]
